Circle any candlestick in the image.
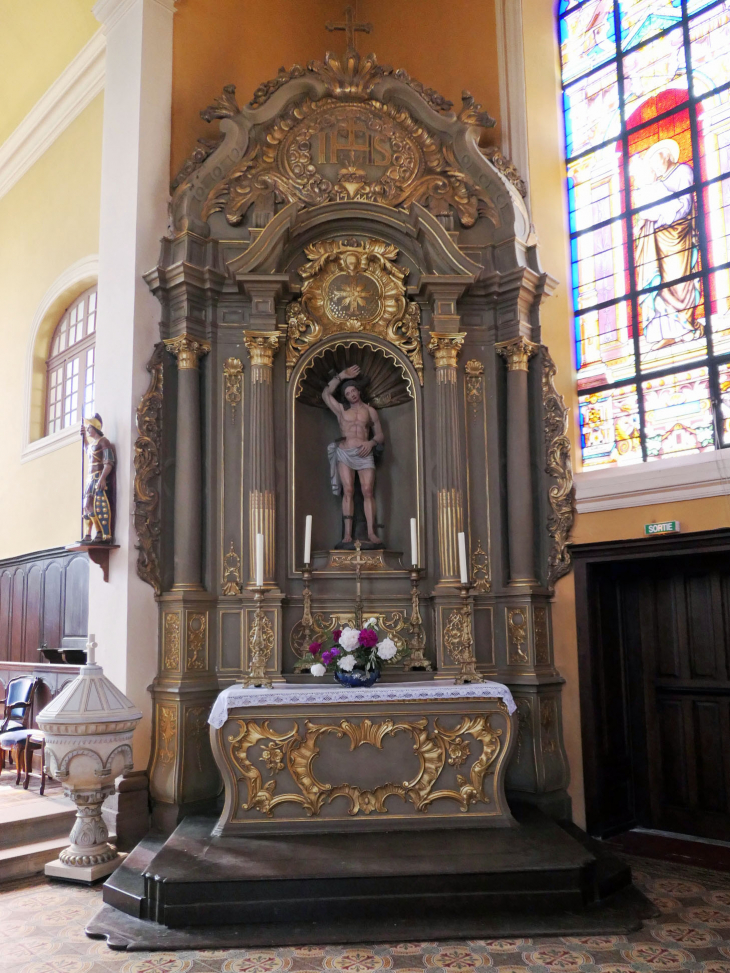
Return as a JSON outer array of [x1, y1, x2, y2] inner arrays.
[[457, 531, 468, 585], [255, 532, 264, 588], [410, 518, 418, 568], [242, 586, 273, 688], [304, 515, 312, 566], [449, 582, 482, 684], [403, 568, 432, 671]]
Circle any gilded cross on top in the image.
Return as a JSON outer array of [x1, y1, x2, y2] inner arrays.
[[325, 5, 373, 51]]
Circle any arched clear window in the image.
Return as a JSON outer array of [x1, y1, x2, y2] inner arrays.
[[45, 286, 96, 435], [559, 0, 730, 468]]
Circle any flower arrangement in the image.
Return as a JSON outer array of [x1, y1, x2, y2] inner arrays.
[[307, 617, 397, 684]]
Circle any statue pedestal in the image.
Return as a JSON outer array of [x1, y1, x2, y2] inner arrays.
[[209, 681, 517, 836]]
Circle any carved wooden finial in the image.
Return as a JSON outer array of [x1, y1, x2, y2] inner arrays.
[[325, 5, 372, 51]]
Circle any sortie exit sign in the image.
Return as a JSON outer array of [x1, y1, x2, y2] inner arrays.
[[644, 521, 680, 536]]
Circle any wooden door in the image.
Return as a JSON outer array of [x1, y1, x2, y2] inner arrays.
[[575, 536, 730, 841]]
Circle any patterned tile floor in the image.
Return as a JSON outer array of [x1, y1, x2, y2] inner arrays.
[[1, 854, 730, 973]]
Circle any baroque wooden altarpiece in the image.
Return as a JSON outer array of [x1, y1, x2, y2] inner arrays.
[[135, 44, 575, 825]]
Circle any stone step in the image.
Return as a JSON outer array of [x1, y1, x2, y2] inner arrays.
[[0, 836, 69, 883], [0, 798, 76, 850]]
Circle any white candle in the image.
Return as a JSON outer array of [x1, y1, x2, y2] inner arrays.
[[457, 532, 469, 585], [410, 518, 418, 568], [304, 515, 312, 566], [255, 533, 264, 588]]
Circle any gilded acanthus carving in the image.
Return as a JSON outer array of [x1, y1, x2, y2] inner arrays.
[[534, 605, 550, 665], [542, 347, 576, 589], [482, 146, 527, 198], [470, 539, 490, 592], [428, 332, 466, 370], [496, 336, 539, 372], [134, 343, 164, 595], [244, 332, 281, 369], [186, 706, 208, 773], [200, 83, 241, 123], [158, 706, 177, 765], [507, 608, 528, 665], [286, 240, 423, 382], [164, 334, 211, 370], [392, 68, 454, 113], [458, 91, 496, 129], [186, 613, 207, 671], [465, 359, 484, 417], [223, 357, 243, 423], [227, 715, 502, 817], [163, 613, 180, 670], [200, 50, 500, 230], [222, 541, 243, 596]]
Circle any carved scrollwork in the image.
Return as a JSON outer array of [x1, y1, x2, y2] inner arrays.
[[222, 541, 243, 596], [507, 608, 528, 665], [470, 539, 490, 592], [158, 705, 177, 765], [186, 613, 207, 671], [286, 239, 423, 382], [227, 714, 502, 818], [542, 347, 576, 589], [465, 359, 484, 417], [134, 343, 164, 595], [223, 357, 243, 423], [201, 53, 500, 232], [171, 135, 224, 193], [248, 64, 306, 110]]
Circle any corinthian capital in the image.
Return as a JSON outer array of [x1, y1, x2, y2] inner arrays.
[[164, 334, 211, 370], [495, 336, 539, 372], [427, 332, 466, 369], [244, 331, 281, 368]]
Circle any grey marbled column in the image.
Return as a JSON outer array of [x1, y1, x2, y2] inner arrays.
[[496, 336, 538, 585], [164, 335, 210, 589]]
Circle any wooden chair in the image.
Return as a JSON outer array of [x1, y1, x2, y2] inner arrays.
[[0, 677, 39, 777], [23, 730, 47, 795]]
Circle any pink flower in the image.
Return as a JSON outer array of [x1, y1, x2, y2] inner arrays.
[[358, 628, 378, 648], [321, 650, 333, 665], [332, 629, 342, 642], [308, 641, 322, 656]]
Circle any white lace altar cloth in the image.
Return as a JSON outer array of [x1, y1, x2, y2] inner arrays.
[[208, 680, 516, 728]]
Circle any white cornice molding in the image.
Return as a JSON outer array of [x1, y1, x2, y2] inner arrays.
[[575, 449, 730, 512], [0, 29, 105, 202], [21, 255, 99, 464], [93, 0, 176, 33]]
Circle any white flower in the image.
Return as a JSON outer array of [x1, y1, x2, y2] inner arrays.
[[376, 637, 397, 661], [338, 654, 356, 672], [338, 627, 361, 652], [366, 617, 378, 628], [310, 663, 326, 677]]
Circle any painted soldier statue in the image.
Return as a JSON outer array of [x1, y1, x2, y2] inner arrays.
[[322, 364, 384, 547], [80, 414, 116, 543]]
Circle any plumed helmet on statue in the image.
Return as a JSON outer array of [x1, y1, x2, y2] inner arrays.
[[83, 413, 103, 433]]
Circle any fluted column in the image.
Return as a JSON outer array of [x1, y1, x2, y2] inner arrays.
[[496, 336, 538, 585], [244, 331, 281, 586], [164, 335, 210, 590], [428, 333, 467, 584]]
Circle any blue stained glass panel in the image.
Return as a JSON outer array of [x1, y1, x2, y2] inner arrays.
[[579, 385, 642, 467], [564, 64, 621, 158], [560, 0, 617, 83], [575, 301, 636, 388], [620, 0, 682, 50], [568, 144, 625, 232], [572, 222, 629, 310]]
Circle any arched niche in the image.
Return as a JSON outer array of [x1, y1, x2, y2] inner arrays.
[[288, 335, 423, 572]]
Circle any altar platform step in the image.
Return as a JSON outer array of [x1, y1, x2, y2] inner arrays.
[[86, 805, 656, 949]]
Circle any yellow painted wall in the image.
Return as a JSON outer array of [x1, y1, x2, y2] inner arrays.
[[171, 0, 500, 179], [0, 1, 98, 146], [0, 94, 103, 560]]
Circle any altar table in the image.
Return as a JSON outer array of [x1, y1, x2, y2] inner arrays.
[[209, 680, 517, 835]]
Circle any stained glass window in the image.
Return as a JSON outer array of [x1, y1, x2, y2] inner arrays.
[[559, 0, 730, 467]]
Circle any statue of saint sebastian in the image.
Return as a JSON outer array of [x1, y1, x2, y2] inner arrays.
[[323, 365, 384, 545]]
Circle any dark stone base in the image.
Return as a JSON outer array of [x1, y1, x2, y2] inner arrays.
[[86, 806, 657, 950]]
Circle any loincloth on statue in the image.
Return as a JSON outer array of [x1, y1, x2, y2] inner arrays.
[[327, 442, 375, 496]]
